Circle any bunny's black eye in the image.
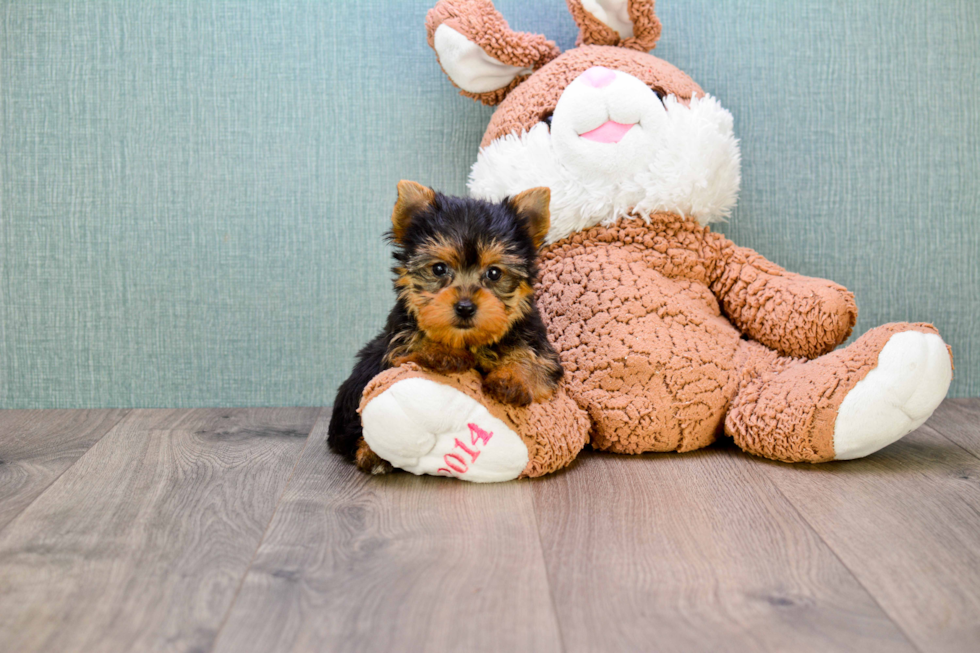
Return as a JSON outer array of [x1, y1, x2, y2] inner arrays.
[[485, 266, 502, 282], [541, 111, 554, 128], [432, 262, 448, 277], [652, 88, 666, 102]]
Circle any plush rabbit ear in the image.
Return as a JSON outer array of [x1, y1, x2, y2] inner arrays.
[[426, 0, 561, 106], [566, 0, 662, 52]]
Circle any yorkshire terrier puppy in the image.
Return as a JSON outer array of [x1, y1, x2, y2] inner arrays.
[[328, 181, 563, 474]]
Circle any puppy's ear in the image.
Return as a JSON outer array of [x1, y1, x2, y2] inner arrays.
[[509, 187, 551, 249], [566, 0, 662, 52], [426, 0, 560, 106], [392, 181, 436, 244]]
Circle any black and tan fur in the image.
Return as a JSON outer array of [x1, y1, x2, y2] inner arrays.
[[327, 181, 563, 473]]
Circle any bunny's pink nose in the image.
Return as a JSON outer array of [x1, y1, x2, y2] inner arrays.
[[580, 66, 616, 89]]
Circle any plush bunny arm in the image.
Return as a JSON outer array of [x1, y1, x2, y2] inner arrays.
[[710, 242, 857, 359]]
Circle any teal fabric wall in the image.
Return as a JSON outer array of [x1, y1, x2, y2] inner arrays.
[[1, 0, 978, 408]]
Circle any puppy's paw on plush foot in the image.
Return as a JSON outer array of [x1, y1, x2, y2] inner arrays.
[[482, 366, 534, 406], [393, 348, 475, 375], [361, 378, 529, 482], [428, 352, 476, 374], [834, 331, 952, 460]]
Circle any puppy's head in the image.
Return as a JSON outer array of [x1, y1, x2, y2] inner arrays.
[[389, 181, 550, 349]]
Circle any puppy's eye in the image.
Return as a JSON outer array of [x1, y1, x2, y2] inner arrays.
[[432, 262, 448, 277], [485, 266, 502, 282]]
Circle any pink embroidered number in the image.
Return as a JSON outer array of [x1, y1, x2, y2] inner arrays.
[[437, 423, 495, 477], [443, 453, 469, 474], [468, 422, 492, 446], [453, 438, 480, 462]]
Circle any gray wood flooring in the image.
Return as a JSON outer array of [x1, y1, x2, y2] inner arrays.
[[0, 400, 978, 653]]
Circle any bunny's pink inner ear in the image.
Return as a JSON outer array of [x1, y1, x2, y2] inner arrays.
[[426, 0, 560, 106], [566, 0, 662, 52]]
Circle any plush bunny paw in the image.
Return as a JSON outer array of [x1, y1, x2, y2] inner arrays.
[[360, 377, 529, 482], [833, 331, 952, 460]]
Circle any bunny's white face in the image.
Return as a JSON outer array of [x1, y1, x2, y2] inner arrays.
[[427, 0, 742, 243], [469, 66, 742, 243]]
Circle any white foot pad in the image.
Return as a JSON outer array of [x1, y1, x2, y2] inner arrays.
[[834, 331, 952, 460], [361, 378, 529, 483]]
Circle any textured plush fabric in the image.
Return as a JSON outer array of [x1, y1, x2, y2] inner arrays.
[[537, 216, 861, 460], [1, 0, 978, 409]]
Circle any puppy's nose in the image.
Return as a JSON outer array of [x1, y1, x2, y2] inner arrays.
[[454, 299, 477, 319], [580, 66, 615, 89]]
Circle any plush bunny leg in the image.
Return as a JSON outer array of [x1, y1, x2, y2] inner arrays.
[[726, 323, 952, 463], [358, 363, 589, 482]]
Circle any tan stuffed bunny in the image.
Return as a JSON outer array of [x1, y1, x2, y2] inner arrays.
[[356, 0, 953, 482]]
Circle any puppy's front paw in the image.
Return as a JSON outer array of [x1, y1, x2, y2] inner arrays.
[[483, 367, 534, 406], [427, 350, 475, 374], [393, 346, 474, 375]]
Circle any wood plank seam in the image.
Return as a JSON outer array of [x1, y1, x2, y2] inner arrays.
[[925, 423, 980, 464], [209, 406, 323, 649], [0, 409, 132, 538], [758, 470, 925, 653], [933, 432, 980, 463], [530, 483, 569, 653], [0, 407, 322, 652]]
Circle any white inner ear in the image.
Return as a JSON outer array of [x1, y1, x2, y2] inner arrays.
[[433, 24, 533, 94], [582, 0, 634, 39]]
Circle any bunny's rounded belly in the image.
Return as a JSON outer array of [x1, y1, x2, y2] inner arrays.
[[536, 220, 742, 454]]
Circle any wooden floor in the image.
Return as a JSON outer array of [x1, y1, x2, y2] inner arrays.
[[0, 401, 978, 652]]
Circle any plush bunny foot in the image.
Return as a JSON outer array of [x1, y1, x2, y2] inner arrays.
[[726, 323, 951, 463], [361, 377, 529, 483], [359, 364, 590, 480], [833, 330, 952, 460]]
